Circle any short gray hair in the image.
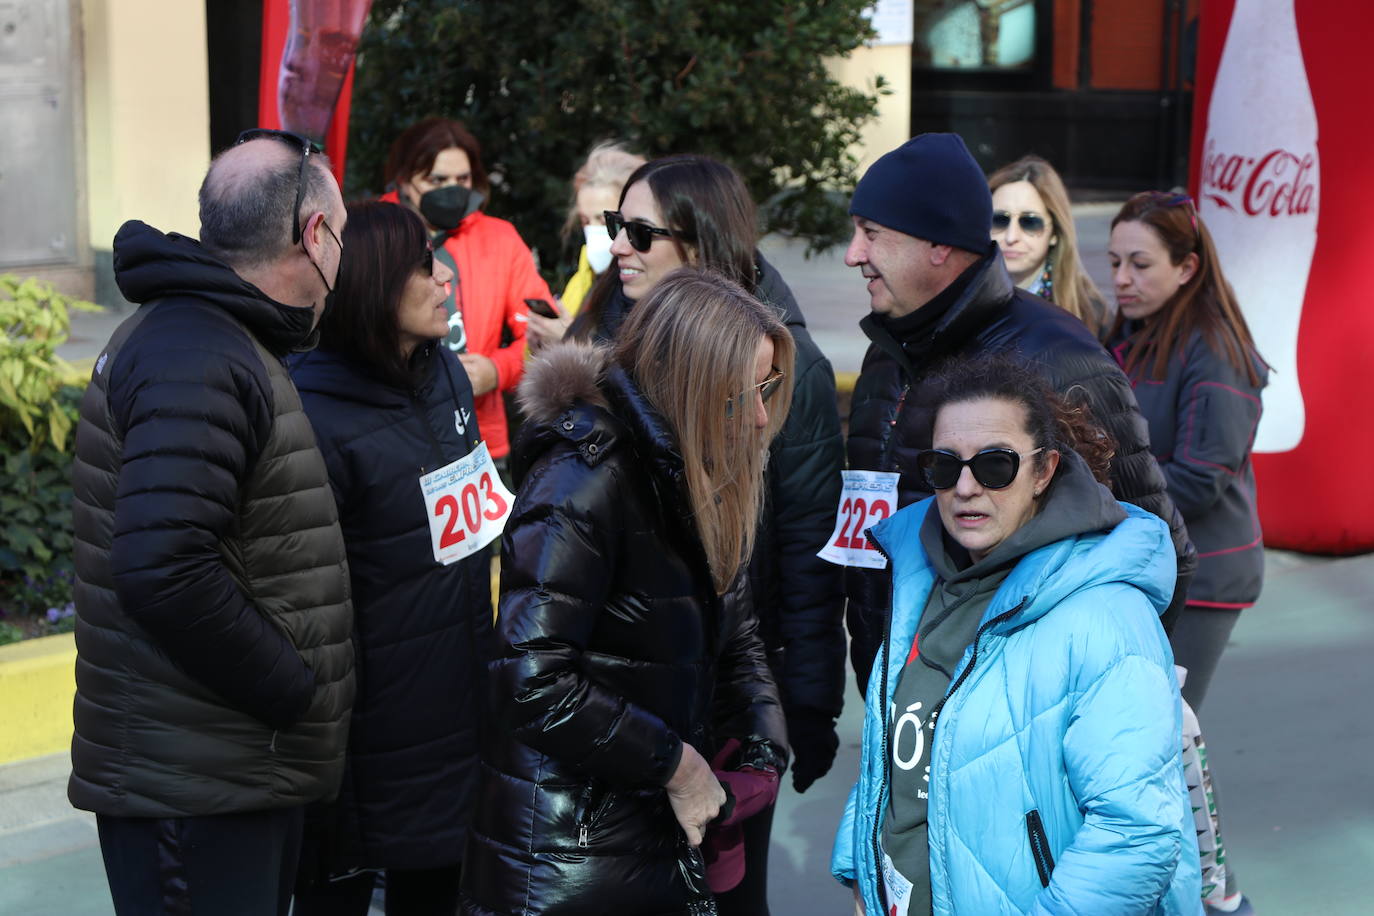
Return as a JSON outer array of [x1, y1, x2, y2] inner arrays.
[[198, 147, 335, 268]]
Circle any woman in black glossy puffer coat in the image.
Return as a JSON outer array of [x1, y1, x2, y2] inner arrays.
[[461, 269, 794, 916]]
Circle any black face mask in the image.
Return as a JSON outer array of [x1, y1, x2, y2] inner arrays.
[[418, 185, 484, 232]]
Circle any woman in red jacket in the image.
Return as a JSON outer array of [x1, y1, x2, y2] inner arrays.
[[381, 117, 554, 463]]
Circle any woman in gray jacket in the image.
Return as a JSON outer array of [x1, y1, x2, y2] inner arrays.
[[1107, 191, 1266, 916]]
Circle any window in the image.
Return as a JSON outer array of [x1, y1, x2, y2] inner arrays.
[[913, 0, 1037, 70]]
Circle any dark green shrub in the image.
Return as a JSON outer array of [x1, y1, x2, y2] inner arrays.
[[347, 0, 885, 280], [0, 275, 99, 638]]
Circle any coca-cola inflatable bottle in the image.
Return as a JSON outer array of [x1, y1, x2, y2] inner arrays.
[[278, 0, 374, 142], [1198, 0, 1318, 454]]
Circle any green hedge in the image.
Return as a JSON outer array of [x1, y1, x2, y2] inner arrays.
[[0, 276, 99, 644], [347, 0, 886, 282]]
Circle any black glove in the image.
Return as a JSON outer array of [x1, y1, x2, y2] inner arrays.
[[786, 706, 839, 793]]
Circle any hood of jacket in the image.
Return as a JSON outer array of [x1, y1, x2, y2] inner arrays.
[[870, 452, 1175, 636], [112, 219, 319, 355], [514, 340, 687, 491]]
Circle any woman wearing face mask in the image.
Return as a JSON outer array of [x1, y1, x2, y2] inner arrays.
[[381, 117, 555, 467], [289, 202, 494, 915], [568, 154, 847, 916], [988, 155, 1109, 337], [526, 141, 646, 350], [460, 268, 793, 916], [832, 352, 1199, 916]]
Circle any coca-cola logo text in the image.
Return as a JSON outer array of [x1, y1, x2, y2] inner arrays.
[[1201, 139, 1317, 217]]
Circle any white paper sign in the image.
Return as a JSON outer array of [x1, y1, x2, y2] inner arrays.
[[817, 470, 900, 569], [418, 441, 514, 565]]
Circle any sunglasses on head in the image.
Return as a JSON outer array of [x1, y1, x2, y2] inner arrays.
[[916, 447, 1043, 490], [725, 367, 785, 419], [1140, 190, 1199, 232], [604, 210, 681, 253], [991, 211, 1048, 236], [234, 128, 323, 245]]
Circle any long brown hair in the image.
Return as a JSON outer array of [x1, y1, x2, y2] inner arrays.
[[1108, 192, 1264, 386], [570, 154, 758, 340], [988, 155, 1108, 335], [614, 268, 794, 593]]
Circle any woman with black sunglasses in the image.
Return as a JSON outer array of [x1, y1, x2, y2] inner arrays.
[[832, 351, 1199, 916], [565, 154, 847, 916], [988, 155, 1110, 337], [287, 201, 495, 916]]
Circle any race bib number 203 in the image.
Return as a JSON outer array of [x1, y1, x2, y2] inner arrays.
[[816, 470, 899, 569], [419, 441, 515, 565]]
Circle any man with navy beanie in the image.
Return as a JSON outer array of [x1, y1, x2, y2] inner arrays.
[[836, 133, 1196, 695]]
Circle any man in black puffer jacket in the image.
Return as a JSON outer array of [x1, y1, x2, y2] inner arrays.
[[69, 133, 354, 916], [840, 134, 1196, 695]]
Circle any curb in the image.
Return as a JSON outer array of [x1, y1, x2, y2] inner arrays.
[[0, 634, 74, 765]]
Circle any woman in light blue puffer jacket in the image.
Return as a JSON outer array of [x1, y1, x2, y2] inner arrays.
[[832, 354, 1201, 916]]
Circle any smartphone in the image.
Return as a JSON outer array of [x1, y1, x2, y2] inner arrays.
[[524, 298, 559, 319]]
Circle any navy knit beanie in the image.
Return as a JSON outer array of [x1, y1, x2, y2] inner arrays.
[[849, 133, 993, 254]]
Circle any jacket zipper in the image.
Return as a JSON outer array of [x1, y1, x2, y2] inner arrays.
[[1025, 809, 1055, 887], [574, 781, 607, 848], [924, 599, 1026, 733], [866, 540, 1025, 905], [867, 533, 895, 910], [878, 383, 910, 471]]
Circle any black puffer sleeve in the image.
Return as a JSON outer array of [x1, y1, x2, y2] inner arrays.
[[1040, 346, 1197, 630], [765, 338, 847, 719], [713, 571, 788, 767], [493, 444, 684, 789], [106, 325, 315, 729]]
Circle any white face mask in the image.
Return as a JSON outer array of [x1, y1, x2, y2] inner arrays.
[[584, 223, 615, 274]]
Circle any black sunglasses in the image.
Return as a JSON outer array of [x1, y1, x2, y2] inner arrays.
[[725, 367, 785, 420], [916, 447, 1043, 490], [604, 210, 680, 253], [991, 211, 1048, 236], [234, 128, 323, 245]]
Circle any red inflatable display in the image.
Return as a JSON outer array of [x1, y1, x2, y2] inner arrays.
[[1191, 0, 1374, 553], [257, 0, 373, 186]]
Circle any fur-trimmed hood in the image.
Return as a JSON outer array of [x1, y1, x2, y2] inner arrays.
[[517, 341, 611, 425]]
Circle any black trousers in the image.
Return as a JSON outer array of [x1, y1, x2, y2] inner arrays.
[[97, 806, 303, 916], [293, 865, 462, 916]]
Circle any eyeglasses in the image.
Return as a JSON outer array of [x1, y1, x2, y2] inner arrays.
[[725, 367, 785, 420], [604, 210, 681, 253], [991, 211, 1048, 236], [1139, 191, 1199, 232], [234, 128, 323, 245], [916, 447, 1043, 490]]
